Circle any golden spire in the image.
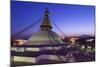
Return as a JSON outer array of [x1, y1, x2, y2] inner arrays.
[[40, 8, 52, 30]]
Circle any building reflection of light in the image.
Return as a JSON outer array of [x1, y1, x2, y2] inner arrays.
[[81, 45, 85, 49], [86, 39, 94, 42], [70, 38, 78, 45], [13, 39, 27, 45]]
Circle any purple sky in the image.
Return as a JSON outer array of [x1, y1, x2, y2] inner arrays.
[[11, 1, 95, 37]]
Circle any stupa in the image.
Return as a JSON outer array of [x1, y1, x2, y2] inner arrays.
[[11, 9, 76, 66], [27, 8, 64, 45]]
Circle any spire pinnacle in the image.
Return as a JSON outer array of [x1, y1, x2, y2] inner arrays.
[[40, 8, 52, 31], [45, 8, 49, 16]]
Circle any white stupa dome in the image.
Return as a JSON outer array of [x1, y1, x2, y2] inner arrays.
[[27, 30, 64, 45]]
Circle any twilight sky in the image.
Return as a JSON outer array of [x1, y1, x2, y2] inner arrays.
[[11, 1, 95, 37]]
